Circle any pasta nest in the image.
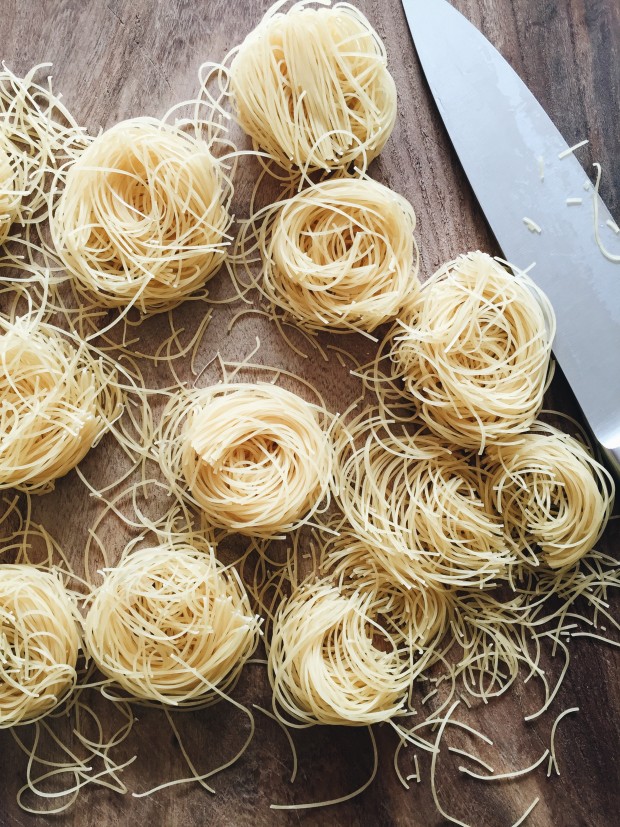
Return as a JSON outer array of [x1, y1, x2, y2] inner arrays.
[[259, 177, 419, 332], [0, 131, 23, 244], [484, 422, 614, 569], [0, 64, 88, 235], [156, 383, 333, 537], [51, 118, 232, 313], [0, 319, 123, 493], [333, 412, 512, 589], [229, 1, 397, 174], [391, 251, 555, 451], [268, 580, 413, 726], [321, 532, 451, 657], [84, 544, 261, 706], [0, 566, 80, 727]]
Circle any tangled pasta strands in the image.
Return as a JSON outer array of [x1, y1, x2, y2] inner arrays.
[[154, 382, 333, 538], [319, 529, 452, 677], [449, 588, 548, 704], [0, 565, 80, 727], [0, 63, 88, 230], [377, 251, 555, 452], [0, 500, 75, 580], [484, 422, 614, 569], [332, 406, 513, 589], [50, 116, 235, 318], [84, 542, 261, 707], [268, 578, 414, 727], [0, 315, 124, 493], [0, 513, 135, 810], [0, 126, 25, 245], [226, 0, 397, 179], [441, 524, 620, 712], [0, 65, 89, 318], [5, 647, 139, 816], [235, 176, 419, 334]]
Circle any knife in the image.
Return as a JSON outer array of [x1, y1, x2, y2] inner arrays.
[[401, 0, 620, 474]]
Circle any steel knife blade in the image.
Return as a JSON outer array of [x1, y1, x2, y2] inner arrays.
[[401, 0, 620, 472]]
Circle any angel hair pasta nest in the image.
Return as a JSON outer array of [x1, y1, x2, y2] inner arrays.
[[51, 117, 233, 313], [229, 0, 397, 175]]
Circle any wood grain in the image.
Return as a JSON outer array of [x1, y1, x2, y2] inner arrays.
[[1, 1, 619, 825]]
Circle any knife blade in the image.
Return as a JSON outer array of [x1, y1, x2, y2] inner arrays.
[[401, 0, 620, 473]]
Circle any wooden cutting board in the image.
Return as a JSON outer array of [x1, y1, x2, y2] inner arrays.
[[1, 1, 619, 825]]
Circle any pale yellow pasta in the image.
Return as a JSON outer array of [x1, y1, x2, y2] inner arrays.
[[155, 383, 333, 537], [390, 252, 555, 451], [0, 318, 123, 493], [229, 0, 397, 175], [257, 177, 419, 332], [0, 63, 88, 232], [0, 131, 22, 244], [333, 408, 512, 589], [51, 118, 232, 313], [84, 543, 261, 707], [484, 422, 614, 568], [268, 579, 413, 726], [0, 565, 80, 727]]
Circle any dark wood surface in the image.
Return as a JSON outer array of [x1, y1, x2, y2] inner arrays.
[[1, 1, 619, 825]]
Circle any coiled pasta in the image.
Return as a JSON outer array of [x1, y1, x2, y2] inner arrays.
[[268, 579, 413, 726], [51, 118, 232, 313], [156, 383, 332, 537], [0, 565, 80, 727], [0, 317, 123, 493], [229, 0, 397, 175], [389, 252, 555, 451], [256, 177, 419, 332], [333, 409, 512, 589], [84, 543, 261, 707], [484, 422, 614, 568]]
